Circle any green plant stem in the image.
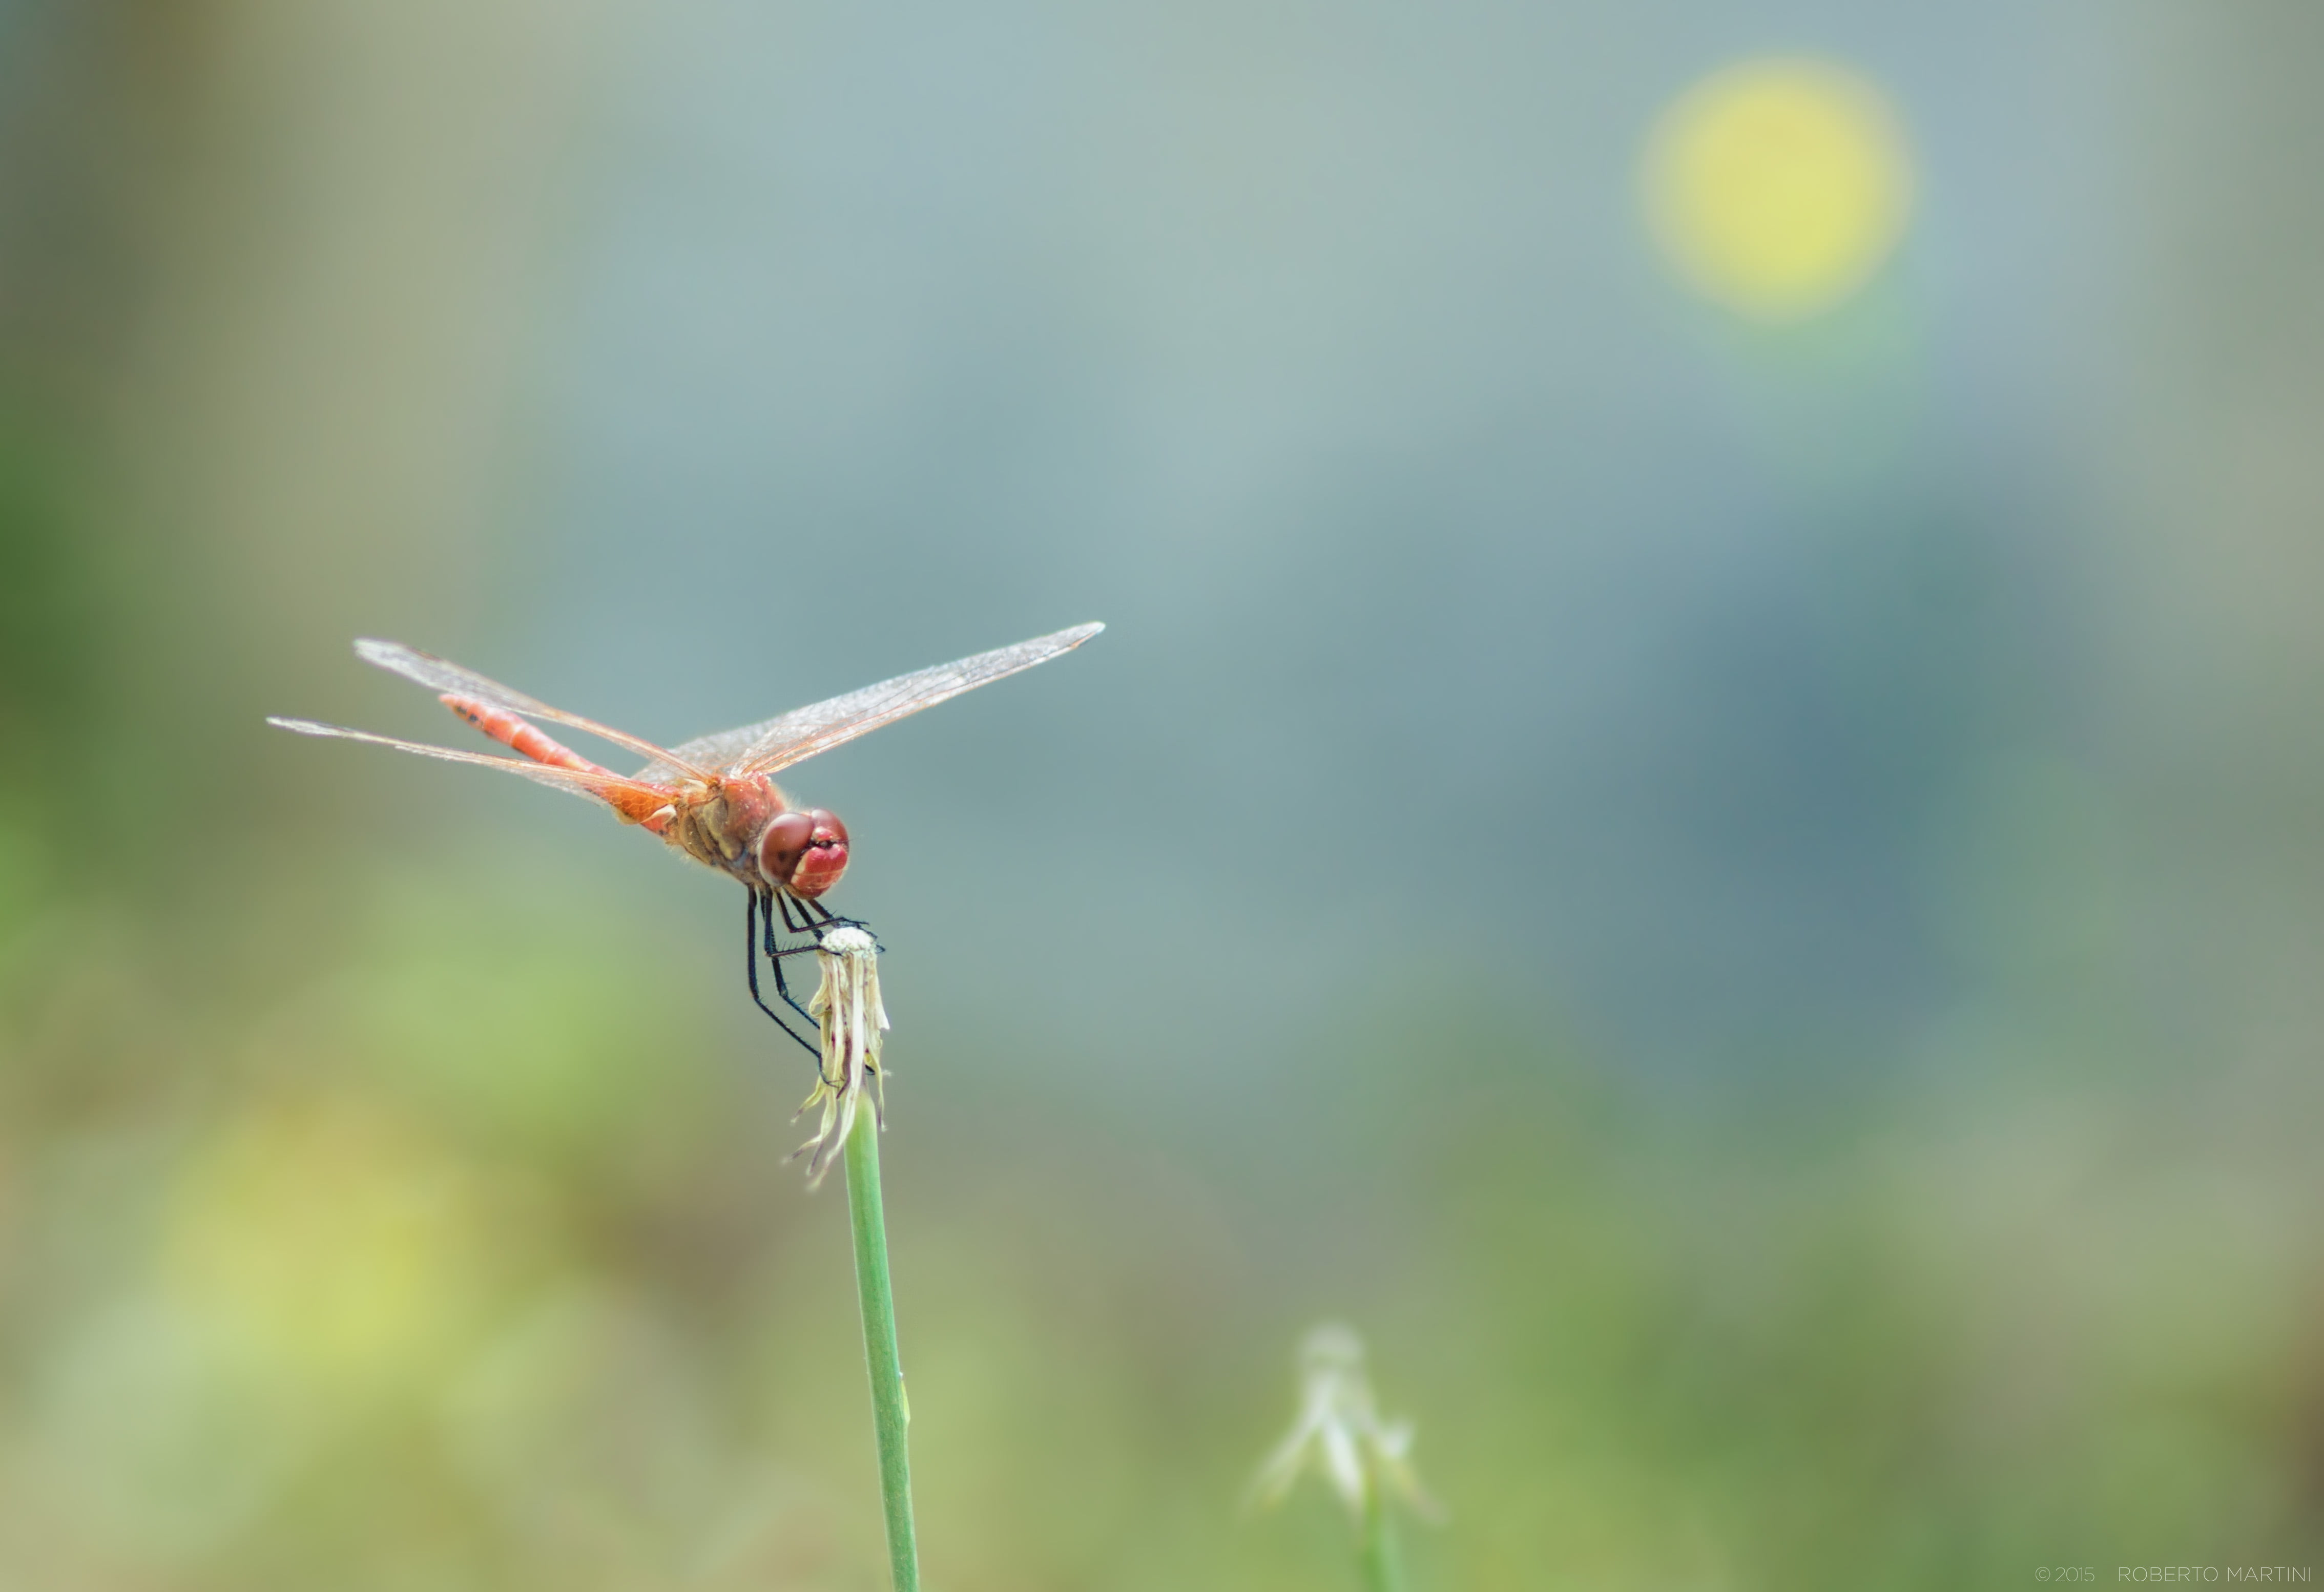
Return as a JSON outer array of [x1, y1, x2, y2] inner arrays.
[[1358, 1490, 1405, 1592], [844, 1104, 921, 1592]]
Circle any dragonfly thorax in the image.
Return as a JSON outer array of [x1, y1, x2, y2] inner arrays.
[[659, 774, 848, 899], [662, 774, 779, 874]]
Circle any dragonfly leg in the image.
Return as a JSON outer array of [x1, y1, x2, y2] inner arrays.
[[780, 892, 838, 932], [745, 889, 821, 1061], [759, 892, 826, 1030], [782, 889, 878, 946]]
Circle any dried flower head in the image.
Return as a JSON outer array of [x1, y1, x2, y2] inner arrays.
[[792, 925, 887, 1186], [1251, 1322, 1439, 1528]]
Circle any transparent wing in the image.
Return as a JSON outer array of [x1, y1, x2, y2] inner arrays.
[[639, 622, 1104, 781], [354, 639, 713, 780], [268, 717, 679, 816]]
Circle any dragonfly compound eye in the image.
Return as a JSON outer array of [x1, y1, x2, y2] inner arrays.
[[788, 809, 850, 898], [757, 810, 815, 886]]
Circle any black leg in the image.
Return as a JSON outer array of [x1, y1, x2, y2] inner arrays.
[[777, 890, 862, 935], [759, 890, 831, 1030], [744, 889, 821, 1060], [781, 888, 877, 946], [766, 930, 821, 1028]]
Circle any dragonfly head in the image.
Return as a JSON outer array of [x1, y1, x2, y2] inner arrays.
[[759, 808, 850, 899]]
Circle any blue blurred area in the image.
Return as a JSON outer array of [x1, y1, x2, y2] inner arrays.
[[508, 1, 2118, 1078]]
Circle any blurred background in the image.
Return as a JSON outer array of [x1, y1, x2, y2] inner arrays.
[[3, 1, 2322, 1586]]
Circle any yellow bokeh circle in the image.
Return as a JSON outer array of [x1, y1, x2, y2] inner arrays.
[[1644, 58, 1913, 321]]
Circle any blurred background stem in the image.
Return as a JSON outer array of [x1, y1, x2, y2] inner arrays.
[[845, 1105, 921, 1592], [1360, 1492, 1405, 1592]]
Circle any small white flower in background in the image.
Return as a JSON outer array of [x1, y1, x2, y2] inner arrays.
[[1251, 1322, 1440, 1528], [792, 926, 887, 1187]]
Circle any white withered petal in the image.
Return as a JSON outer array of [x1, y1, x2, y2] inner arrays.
[[792, 926, 888, 1186], [1251, 1322, 1439, 1528]]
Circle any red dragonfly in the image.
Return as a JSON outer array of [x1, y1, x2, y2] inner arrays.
[[271, 622, 1103, 1056]]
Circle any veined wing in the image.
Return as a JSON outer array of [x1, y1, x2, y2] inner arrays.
[[640, 622, 1104, 781], [355, 639, 715, 781], [269, 717, 678, 824]]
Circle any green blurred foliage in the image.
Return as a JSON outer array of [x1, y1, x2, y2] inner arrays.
[[0, 413, 96, 770], [3, 832, 2320, 1588]]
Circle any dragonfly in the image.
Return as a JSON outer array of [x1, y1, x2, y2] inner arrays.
[[271, 622, 1103, 1058]]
